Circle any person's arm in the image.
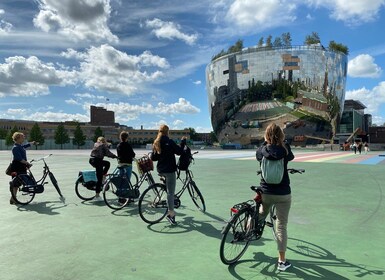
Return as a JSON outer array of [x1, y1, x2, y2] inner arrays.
[[285, 142, 294, 161], [255, 142, 267, 162], [103, 145, 118, 159], [173, 137, 187, 156]]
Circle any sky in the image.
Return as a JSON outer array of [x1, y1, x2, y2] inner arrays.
[[1, 0, 385, 132]]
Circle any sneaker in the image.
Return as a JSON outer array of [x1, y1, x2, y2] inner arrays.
[[277, 261, 291, 271], [94, 195, 103, 202], [166, 215, 177, 226], [10, 198, 16, 205]]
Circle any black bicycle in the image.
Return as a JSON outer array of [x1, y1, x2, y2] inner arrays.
[[138, 151, 205, 224], [102, 155, 156, 210], [10, 154, 64, 205], [219, 168, 305, 265]]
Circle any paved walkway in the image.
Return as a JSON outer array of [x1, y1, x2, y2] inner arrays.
[[1, 149, 384, 280]]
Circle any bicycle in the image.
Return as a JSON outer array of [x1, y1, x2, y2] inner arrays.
[[10, 154, 64, 205], [138, 151, 205, 225], [219, 168, 305, 265], [102, 155, 156, 210], [74, 155, 154, 210]]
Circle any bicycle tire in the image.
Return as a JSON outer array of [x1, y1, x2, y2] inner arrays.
[[75, 175, 95, 201], [49, 172, 63, 197], [138, 183, 168, 224], [11, 177, 35, 205], [220, 208, 252, 265], [103, 179, 129, 210], [269, 205, 277, 241], [131, 171, 139, 186], [187, 181, 206, 212]]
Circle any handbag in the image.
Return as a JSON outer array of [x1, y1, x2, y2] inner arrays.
[[5, 162, 13, 176]]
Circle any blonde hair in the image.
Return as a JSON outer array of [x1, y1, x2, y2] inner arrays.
[[153, 124, 169, 154], [12, 132, 24, 142], [264, 123, 288, 154], [97, 136, 106, 143]]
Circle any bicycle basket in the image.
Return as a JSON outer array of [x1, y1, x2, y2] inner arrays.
[[137, 155, 153, 174]]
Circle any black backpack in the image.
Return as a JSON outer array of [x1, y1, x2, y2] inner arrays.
[[177, 146, 192, 171]]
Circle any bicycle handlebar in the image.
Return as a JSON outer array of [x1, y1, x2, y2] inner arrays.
[[30, 153, 53, 163]]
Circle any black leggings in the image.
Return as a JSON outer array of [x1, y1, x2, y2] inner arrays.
[[89, 157, 110, 193]]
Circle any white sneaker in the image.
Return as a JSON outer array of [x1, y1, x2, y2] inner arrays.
[[94, 195, 103, 202], [277, 261, 291, 271]]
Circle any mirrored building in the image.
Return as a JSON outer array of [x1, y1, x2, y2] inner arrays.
[[206, 45, 348, 146]]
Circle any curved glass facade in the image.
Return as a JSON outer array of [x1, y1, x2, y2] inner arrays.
[[206, 45, 348, 146]]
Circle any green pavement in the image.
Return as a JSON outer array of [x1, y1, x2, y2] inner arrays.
[[1, 149, 384, 280]]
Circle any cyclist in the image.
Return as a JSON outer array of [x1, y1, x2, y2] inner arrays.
[[117, 131, 136, 181], [150, 124, 186, 225], [89, 137, 118, 201], [9, 132, 37, 204], [256, 123, 294, 271]]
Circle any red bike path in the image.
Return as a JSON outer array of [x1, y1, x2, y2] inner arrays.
[[1, 149, 384, 280]]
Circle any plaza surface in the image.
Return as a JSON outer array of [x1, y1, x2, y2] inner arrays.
[[1, 148, 384, 280]]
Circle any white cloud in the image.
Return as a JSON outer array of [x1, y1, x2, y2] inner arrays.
[[74, 44, 169, 95], [0, 56, 78, 97], [33, 0, 118, 43], [223, 0, 297, 34], [86, 97, 200, 123], [307, 0, 385, 25], [5, 109, 89, 122], [348, 54, 382, 78], [65, 98, 78, 105], [193, 80, 201, 85], [0, 9, 13, 34], [345, 82, 385, 124], [144, 18, 198, 45]]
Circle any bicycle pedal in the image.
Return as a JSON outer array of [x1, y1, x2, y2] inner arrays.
[[265, 221, 273, 227]]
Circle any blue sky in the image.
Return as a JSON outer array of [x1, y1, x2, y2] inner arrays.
[[1, 0, 385, 132]]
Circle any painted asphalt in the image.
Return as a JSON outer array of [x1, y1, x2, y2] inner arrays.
[[1, 148, 384, 280]]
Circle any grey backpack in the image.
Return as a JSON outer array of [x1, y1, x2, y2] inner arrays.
[[260, 157, 284, 184]]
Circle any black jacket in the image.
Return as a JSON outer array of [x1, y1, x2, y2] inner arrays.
[[117, 141, 135, 164], [150, 136, 186, 173], [256, 142, 294, 195]]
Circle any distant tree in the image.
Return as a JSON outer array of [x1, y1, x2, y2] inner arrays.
[[305, 32, 321, 45], [0, 128, 7, 139], [328, 40, 349, 55], [210, 131, 218, 143], [325, 91, 340, 142], [92, 127, 104, 142], [281, 32, 292, 47], [29, 122, 45, 150], [273, 37, 283, 47], [73, 122, 86, 149], [265, 35, 273, 48], [6, 126, 19, 146], [54, 123, 70, 149], [228, 39, 243, 53], [186, 127, 199, 141], [257, 37, 264, 47]]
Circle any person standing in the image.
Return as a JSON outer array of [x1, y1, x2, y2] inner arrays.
[[89, 137, 118, 201], [9, 132, 37, 204], [364, 142, 369, 154], [116, 131, 136, 181], [150, 124, 186, 225], [256, 123, 294, 271]]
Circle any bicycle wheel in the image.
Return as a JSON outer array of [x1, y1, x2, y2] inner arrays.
[[75, 175, 95, 201], [49, 172, 63, 197], [138, 183, 168, 224], [131, 171, 139, 186], [103, 179, 129, 210], [269, 205, 277, 240], [11, 178, 35, 205], [220, 208, 252, 265], [187, 181, 206, 212]]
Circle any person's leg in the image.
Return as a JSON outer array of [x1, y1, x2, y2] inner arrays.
[[161, 172, 177, 223], [274, 194, 292, 270], [91, 158, 104, 195], [125, 165, 132, 181], [102, 160, 111, 175]]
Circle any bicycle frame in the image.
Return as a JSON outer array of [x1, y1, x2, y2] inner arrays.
[[175, 169, 194, 198]]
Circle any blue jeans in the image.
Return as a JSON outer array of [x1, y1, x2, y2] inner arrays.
[[119, 165, 132, 181]]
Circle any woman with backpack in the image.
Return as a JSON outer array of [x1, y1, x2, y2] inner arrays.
[[255, 123, 294, 271], [150, 124, 186, 225]]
